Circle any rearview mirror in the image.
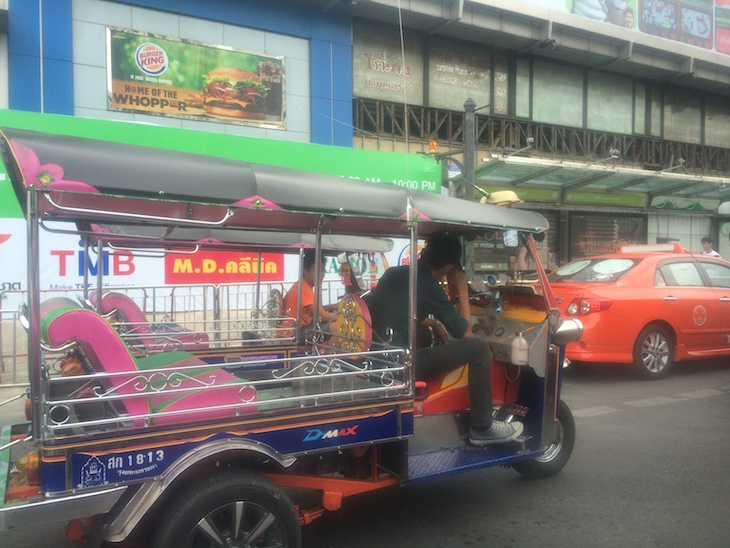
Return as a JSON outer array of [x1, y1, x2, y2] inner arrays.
[[554, 318, 583, 346]]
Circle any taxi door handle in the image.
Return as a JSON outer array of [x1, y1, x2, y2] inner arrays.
[[663, 296, 678, 301], [720, 297, 730, 302]]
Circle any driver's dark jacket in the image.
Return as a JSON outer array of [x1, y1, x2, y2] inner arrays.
[[369, 260, 468, 348]]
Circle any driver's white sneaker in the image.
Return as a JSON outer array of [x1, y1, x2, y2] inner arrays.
[[469, 420, 524, 446]]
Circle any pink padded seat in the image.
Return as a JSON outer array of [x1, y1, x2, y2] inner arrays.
[[40, 297, 81, 316], [90, 291, 210, 351], [43, 306, 256, 427]]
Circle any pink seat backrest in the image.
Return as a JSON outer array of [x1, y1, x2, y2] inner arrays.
[[40, 297, 81, 317], [93, 292, 149, 325], [90, 291, 210, 351], [46, 307, 256, 427], [92, 291, 156, 347], [45, 308, 149, 418]]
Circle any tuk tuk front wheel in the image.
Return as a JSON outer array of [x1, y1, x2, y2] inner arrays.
[[511, 400, 575, 480], [151, 470, 301, 548]]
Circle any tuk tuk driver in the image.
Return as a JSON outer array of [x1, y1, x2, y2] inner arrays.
[[368, 232, 524, 446]]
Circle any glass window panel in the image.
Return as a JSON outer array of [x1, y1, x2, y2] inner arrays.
[[515, 59, 530, 118], [699, 262, 730, 288], [650, 87, 662, 137], [663, 88, 701, 144], [634, 83, 646, 135], [704, 96, 730, 148], [532, 61, 583, 127], [658, 263, 703, 287], [586, 72, 633, 134]]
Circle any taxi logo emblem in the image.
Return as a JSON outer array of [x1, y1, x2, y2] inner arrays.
[[693, 305, 707, 326]]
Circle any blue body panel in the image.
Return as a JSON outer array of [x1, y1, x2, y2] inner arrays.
[[64, 406, 412, 491]]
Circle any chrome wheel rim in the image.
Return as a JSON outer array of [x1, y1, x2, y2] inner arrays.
[[641, 332, 670, 374], [186, 500, 285, 548], [536, 419, 564, 463]]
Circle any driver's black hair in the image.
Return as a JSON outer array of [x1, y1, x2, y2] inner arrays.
[[421, 232, 462, 270]]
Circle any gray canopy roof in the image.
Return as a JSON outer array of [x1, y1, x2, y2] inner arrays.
[[2, 128, 548, 237]]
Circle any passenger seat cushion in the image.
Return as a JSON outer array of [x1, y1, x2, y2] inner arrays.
[[44, 309, 256, 426], [135, 351, 256, 425]]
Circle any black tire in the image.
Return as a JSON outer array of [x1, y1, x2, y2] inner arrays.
[[633, 324, 673, 380], [151, 470, 301, 548], [512, 400, 575, 480]]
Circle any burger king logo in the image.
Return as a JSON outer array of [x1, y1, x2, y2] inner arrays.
[[135, 43, 168, 76], [397, 243, 424, 266]]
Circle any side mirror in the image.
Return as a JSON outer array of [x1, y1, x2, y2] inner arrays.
[[554, 318, 583, 346], [18, 303, 29, 332]]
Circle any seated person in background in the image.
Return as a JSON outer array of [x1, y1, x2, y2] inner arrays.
[[368, 232, 524, 446], [282, 249, 337, 336]]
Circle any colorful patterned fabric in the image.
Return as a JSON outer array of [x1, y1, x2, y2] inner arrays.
[[43, 308, 256, 427]]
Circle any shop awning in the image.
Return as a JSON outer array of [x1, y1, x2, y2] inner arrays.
[[469, 156, 730, 210]]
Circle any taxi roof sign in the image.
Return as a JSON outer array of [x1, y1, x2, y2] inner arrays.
[[620, 243, 687, 254]]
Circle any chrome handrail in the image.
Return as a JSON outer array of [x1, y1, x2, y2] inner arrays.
[[41, 192, 235, 227]]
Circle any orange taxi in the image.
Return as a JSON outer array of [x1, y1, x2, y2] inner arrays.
[[548, 244, 730, 379]]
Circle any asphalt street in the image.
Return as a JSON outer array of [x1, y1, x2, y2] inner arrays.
[[1, 358, 729, 547], [303, 359, 730, 548]]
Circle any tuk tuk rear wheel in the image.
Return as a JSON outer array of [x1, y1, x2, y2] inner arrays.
[[150, 470, 301, 548], [511, 400, 575, 480]]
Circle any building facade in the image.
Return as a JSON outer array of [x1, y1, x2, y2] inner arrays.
[[3, 0, 730, 262]]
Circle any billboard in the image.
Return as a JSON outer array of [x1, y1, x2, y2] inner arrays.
[[523, 0, 730, 55], [107, 27, 285, 128]]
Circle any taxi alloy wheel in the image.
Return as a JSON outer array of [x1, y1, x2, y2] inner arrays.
[[633, 324, 673, 380]]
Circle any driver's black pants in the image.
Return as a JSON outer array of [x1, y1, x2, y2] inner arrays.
[[415, 337, 493, 431]]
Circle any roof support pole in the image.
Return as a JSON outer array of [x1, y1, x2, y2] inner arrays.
[[463, 98, 476, 271], [463, 98, 476, 203], [26, 190, 42, 439]]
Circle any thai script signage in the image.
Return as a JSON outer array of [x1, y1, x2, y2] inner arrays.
[[352, 21, 424, 104], [165, 251, 285, 285], [427, 39, 491, 111], [107, 27, 285, 128], [569, 213, 647, 258]]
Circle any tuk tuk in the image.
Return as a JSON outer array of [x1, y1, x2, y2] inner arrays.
[[0, 127, 582, 547]]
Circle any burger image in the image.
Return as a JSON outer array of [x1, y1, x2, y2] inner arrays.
[[202, 67, 269, 120]]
